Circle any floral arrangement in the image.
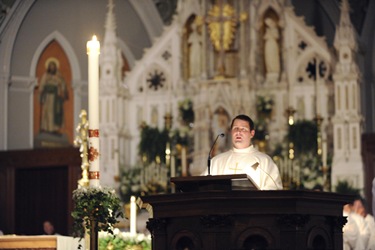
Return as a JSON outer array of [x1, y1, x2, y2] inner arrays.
[[119, 167, 143, 203], [99, 229, 151, 250], [119, 165, 168, 204], [256, 95, 274, 115], [71, 186, 123, 239], [178, 98, 194, 125], [138, 125, 168, 164], [298, 153, 325, 190]]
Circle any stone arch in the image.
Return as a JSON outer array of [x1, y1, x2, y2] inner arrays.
[[30, 30, 81, 80], [210, 106, 231, 156], [307, 225, 332, 249], [170, 229, 203, 250], [32, 38, 74, 146], [236, 227, 275, 249]]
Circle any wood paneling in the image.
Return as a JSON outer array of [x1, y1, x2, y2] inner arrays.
[[362, 133, 375, 214], [0, 147, 81, 235]]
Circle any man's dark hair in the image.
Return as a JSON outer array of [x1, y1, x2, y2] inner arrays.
[[230, 114, 255, 130]]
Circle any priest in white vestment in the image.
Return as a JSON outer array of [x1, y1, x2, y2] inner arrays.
[[202, 114, 283, 190]]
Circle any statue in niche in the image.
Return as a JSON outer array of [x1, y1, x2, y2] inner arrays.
[[39, 58, 68, 134], [151, 106, 158, 127], [296, 97, 305, 119], [211, 107, 230, 155], [264, 18, 281, 78], [188, 22, 201, 78]]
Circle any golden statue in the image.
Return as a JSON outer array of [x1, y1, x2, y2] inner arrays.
[[207, 3, 237, 52]]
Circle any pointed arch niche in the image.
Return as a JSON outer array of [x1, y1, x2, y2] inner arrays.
[[211, 106, 231, 156], [33, 40, 74, 146]]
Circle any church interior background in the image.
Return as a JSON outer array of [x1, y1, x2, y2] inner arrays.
[[1, 0, 375, 238]]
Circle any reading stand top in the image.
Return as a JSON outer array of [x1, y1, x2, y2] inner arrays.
[[170, 174, 259, 193]]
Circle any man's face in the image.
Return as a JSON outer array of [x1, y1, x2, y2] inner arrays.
[[48, 62, 57, 75], [231, 119, 255, 149]]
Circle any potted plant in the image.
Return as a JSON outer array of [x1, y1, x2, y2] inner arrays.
[[71, 186, 123, 249]]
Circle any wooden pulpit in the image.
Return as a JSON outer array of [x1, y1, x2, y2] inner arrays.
[[138, 174, 353, 250]]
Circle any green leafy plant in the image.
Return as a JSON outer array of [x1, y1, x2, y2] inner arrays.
[[71, 186, 123, 240], [256, 95, 274, 115], [178, 98, 194, 125], [288, 120, 318, 155], [335, 180, 361, 195], [99, 230, 151, 250]]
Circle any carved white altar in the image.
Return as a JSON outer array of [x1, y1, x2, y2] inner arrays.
[[98, 0, 363, 192]]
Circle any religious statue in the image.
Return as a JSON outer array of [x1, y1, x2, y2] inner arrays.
[[188, 22, 201, 78], [39, 58, 68, 134], [207, 3, 237, 51], [207, 2, 237, 77], [211, 107, 230, 155], [264, 18, 281, 77]]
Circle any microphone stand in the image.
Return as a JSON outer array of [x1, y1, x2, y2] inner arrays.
[[207, 133, 224, 175]]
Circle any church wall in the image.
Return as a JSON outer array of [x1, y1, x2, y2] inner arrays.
[[10, 0, 152, 77], [2, 0, 161, 151], [8, 77, 36, 149]]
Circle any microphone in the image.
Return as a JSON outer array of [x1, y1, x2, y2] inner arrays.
[[207, 133, 225, 175], [251, 162, 280, 190]]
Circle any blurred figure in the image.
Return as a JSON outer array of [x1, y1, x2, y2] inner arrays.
[[39, 59, 68, 134], [43, 220, 59, 235], [353, 198, 375, 250], [343, 197, 374, 250], [343, 203, 360, 250]]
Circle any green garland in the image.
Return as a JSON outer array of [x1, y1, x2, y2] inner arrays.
[[288, 120, 318, 156], [138, 125, 168, 164], [71, 186, 123, 239]]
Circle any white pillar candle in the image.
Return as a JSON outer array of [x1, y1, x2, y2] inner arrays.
[[181, 146, 187, 176], [322, 140, 327, 167], [130, 196, 137, 235], [315, 58, 321, 115], [87, 35, 100, 187]]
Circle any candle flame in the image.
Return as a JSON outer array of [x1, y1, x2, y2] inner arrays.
[[87, 35, 100, 54]]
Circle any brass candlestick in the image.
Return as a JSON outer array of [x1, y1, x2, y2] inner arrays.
[[74, 109, 90, 188]]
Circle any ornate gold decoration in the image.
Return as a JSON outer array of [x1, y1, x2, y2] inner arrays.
[[44, 57, 60, 69], [314, 114, 323, 156], [239, 11, 248, 22], [207, 3, 237, 51], [74, 109, 90, 187], [89, 146, 100, 162], [89, 171, 100, 180], [89, 129, 99, 137]]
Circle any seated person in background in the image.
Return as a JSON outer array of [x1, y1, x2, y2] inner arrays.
[[43, 220, 59, 235], [201, 114, 283, 190]]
